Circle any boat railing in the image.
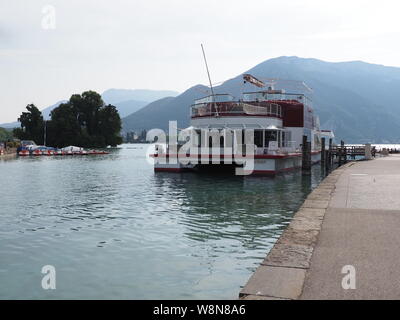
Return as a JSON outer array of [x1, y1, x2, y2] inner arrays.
[[154, 143, 300, 157], [191, 101, 282, 118], [242, 92, 312, 105], [280, 141, 298, 153], [254, 146, 298, 155]]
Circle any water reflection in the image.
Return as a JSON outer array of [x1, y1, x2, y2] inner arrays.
[[0, 145, 324, 299], [151, 167, 321, 252]]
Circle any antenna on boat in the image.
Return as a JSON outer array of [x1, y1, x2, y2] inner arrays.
[[302, 81, 313, 93], [201, 44, 218, 116]]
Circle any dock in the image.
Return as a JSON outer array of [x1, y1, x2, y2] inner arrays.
[[240, 154, 400, 299]]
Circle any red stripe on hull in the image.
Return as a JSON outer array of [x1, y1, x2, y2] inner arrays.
[[154, 165, 305, 175]]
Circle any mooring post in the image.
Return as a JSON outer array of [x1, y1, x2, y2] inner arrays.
[[327, 138, 332, 170], [302, 135, 311, 174], [339, 140, 345, 166], [365, 143, 372, 160], [321, 137, 326, 169]]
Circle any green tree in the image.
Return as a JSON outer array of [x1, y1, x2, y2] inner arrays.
[[14, 92, 122, 148], [98, 104, 123, 146], [14, 104, 44, 144], [0, 127, 13, 141], [69, 91, 103, 137], [47, 91, 122, 148], [47, 103, 81, 147]]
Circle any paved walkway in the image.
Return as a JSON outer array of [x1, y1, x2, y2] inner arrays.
[[301, 155, 400, 299], [240, 155, 400, 300]]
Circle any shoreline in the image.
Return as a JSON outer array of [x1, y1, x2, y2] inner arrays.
[[0, 151, 17, 161], [239, 162, 352, 300]]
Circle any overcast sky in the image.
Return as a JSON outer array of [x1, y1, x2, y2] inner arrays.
[[1, 0, 400, 122]]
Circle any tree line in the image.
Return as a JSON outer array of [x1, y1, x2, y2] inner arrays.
[[0, 127, 13, 142], [13, 91, 123, 148]]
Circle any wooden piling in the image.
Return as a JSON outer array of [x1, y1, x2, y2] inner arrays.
[[302, 135, 311, 174], [338, 140, 346, 166], [321, 137, 326, 169], [327, 138, 332, 171], [365, 143, 372, 160]]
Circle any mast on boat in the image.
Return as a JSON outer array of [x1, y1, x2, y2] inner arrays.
[[200, 44, 218, 116]]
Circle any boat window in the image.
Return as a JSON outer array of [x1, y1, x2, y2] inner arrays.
[[264, 130, 277, 147], [197, 130, 202, 147], [254, 130, 263, 148], [271, 104, 277, 115], [285, 131, 292, 147], [278, 131, 281, 147]]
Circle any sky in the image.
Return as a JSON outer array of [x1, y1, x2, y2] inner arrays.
[[1, 0, 400, 123]]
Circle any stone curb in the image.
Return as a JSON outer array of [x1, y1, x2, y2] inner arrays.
[[239, 163, 353, 300]]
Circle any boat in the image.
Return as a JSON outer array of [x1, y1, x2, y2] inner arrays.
[[61, 146, 83, 155], [16, 143, 109, 157], [32, 149, 43, 156], [152, 74, 333, 175], [44, 149, 55, 156], [321, 130, 335, 148], [18, 149, 30, 156], [54, 150, 64, 156]]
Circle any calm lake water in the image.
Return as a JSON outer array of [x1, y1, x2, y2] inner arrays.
[[0, 144, 324, 299]]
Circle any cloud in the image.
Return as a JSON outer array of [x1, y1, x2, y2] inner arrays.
[[1, 0, 400, 123]]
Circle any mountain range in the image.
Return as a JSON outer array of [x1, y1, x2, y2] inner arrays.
[[3, 57, 400, 143], [0, 89, 179, 129], [101, 89, 179, 106], [122, 56, 400, 143]]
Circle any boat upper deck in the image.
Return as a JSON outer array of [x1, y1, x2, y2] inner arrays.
[[191, 91, 312, 119]]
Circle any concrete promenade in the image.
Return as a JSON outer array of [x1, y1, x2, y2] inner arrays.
[[240, 155, 400, 300]]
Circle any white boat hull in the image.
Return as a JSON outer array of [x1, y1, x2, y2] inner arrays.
[[153, 152, 321, 175]]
